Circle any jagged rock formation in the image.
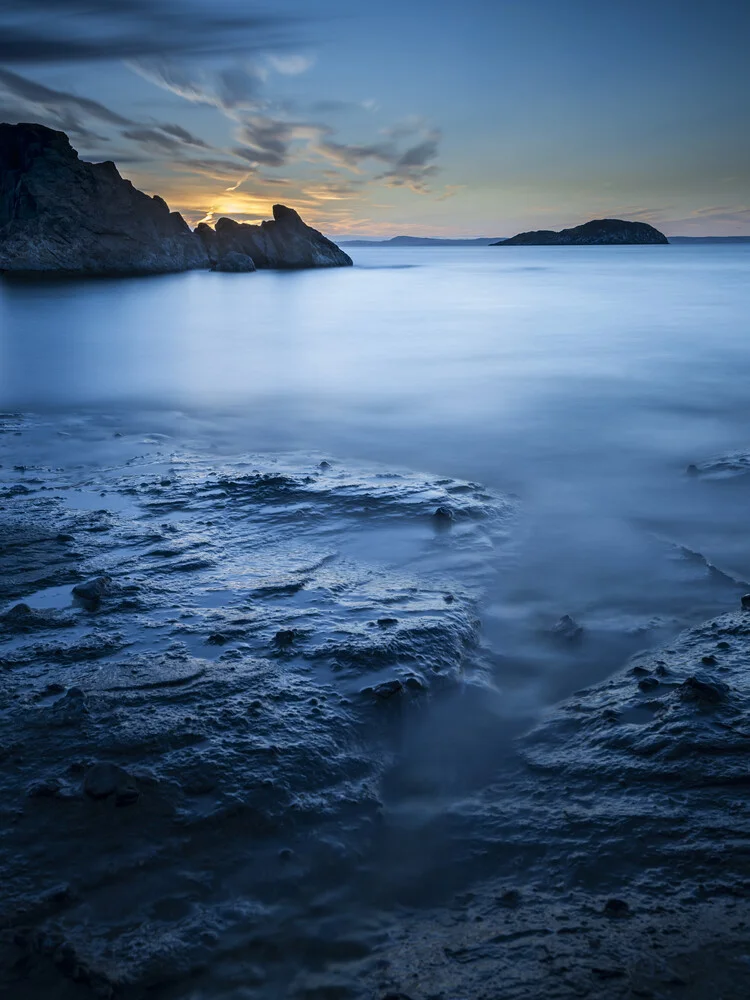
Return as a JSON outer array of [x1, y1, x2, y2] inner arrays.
[[0, 123, 209, 274], [0, 123, 352, 275], [493, 218, 669, 246], [195, 205, 353, 269]]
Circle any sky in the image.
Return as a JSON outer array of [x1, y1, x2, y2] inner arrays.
[[0, 0, 748, 237]]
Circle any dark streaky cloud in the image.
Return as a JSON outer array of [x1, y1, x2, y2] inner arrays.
[[0, 66, 133, 125], [0, 0, 301, 63]]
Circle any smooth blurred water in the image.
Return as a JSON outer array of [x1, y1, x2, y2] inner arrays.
[[2, 244, 750, 703]]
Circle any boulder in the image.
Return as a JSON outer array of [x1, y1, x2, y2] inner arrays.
[[196, 204, 353, 270], [0, 122, 209, 274]]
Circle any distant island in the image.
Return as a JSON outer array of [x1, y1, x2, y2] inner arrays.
[[339, 236, 504, 247], [0, 122, 352, 276], [493, 218, 668, 246]]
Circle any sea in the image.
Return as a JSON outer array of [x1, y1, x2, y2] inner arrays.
[[2, 244, 750, 998]]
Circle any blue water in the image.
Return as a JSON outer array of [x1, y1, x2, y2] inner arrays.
[[3, 245, 750, 997], [2, 244, 750, 701]]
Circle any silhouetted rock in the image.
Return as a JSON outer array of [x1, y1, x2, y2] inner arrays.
[[0, 124, 352, 276], [493, 219, 669, 246], [551, 614, 584, 641], [72, 575, 111, 606], [196, 204, 353, 269], [0, 122, 209, 274]]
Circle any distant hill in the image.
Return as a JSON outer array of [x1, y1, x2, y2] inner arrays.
[[336, 230, 750, 249], [338, 236, 504, 247], [494, 219, 668, 246], [667, 236, 750, 244]]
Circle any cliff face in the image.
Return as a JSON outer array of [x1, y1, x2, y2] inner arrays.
[[0, 123, 209, 274], [196, 205, 353, 269], [494, 218, 669, 246]]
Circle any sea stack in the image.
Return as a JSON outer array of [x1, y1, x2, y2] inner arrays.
[[0, 122, 209, 274], [493, 218, 669, 246], [195, 206, 353, 269]]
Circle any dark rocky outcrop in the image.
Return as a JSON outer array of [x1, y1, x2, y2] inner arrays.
[[493, 218, 669, 246], [0, 122, 352, 275], [0, 123, 209, 274], [196, 205, 353, 269]]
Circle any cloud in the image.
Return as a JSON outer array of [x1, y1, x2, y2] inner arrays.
[[233, 117, 310, 167], [266, 53, 315, 75], [157, 122, 211, 148], [302, 177, 366, 202], [121, 124, 213, 155], [129, 54, 444, 194], [313, 135, 396, 171], [0, 1, 301, 64], [0, 66, 133, 127], [375, 130, 442, 192]]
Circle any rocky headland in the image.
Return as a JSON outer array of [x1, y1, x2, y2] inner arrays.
[[0, 123, 352, 275], [494, 218, 669, 245], [196, 206, 353, 270]]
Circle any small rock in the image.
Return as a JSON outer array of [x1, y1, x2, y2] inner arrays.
[[631, 665, 650, 677], [638, 677, 660, 693], [701, 654, 718, 666], [404, 676, 426, 692], [741, 594, 750, 610], [686, 464, 699, 476], [377, 617, 398, 627], [497, 888, 522, 907], [56, 533, 74, 543], [717, 640, 731, 650], [552, 614, 584, 641], [432, 505, 454, 525], [603, 898, 630, 917], [680, 673, 729, 705], [274, 629, 296, 647], [49, 687, 88, 725], [279, 848, 294, 861], [72, 575, 112, 606], [318, 460, 331, 470], [592, 967, 626, 980], [26, 777, 63, 798], [43, 682, 65, 695], [83, 763, 139, 806], [370, 680, 404, 700], [444, 593, 455, 603], [655, 663, 669, 677], [4, 602, 32, 620], [207, 632, 228, 645]]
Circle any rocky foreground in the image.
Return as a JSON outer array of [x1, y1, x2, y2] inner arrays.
[[1, 415, 750, 999], [0, 123, 352, 275], [494, 218, 669, 245]]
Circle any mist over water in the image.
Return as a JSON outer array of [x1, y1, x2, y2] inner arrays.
[[3, 245, 750, 704]]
